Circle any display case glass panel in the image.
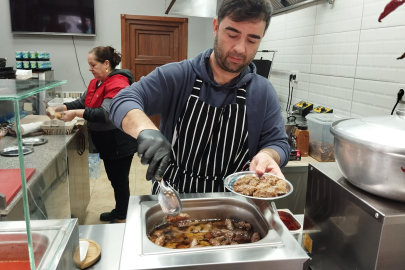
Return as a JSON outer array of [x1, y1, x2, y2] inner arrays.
[[0, 79, 79, 270]]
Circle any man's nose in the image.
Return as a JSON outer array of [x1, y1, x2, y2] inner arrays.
[[233, 39, 246, 55]]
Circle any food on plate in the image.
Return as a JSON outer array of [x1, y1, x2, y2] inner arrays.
[[148, 214, 261, 249], [232, 174, 288, 198]]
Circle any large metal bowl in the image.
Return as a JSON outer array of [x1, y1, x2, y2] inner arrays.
[[330, 109, 405, 202]]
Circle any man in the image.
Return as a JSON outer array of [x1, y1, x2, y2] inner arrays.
[[109, 0, 289, 194]]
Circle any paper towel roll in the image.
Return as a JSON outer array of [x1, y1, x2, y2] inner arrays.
[[14, 122, 44, 135]]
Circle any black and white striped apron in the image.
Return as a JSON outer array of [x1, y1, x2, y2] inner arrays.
[[152, 77, 249, 194]]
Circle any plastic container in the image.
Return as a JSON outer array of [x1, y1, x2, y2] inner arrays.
[[15, 51, 22, 59], [22, 51, 29, 59], [30, 61, 37, 69], [306, 113, 346, 162], [29, 51, 37, 59], [88, 153, 101, 179], [37, 61, 46, 69], [16, 61, 22, 69], [23, 61, 30, 69]]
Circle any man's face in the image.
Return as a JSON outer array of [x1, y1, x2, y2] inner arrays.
[[213, 16, 265, 73]]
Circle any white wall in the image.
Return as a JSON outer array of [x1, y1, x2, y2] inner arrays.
[[258, 0, 405, 117], [0, 0, 214, 93]]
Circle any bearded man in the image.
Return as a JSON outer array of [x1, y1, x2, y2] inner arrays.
[[109, 0, 289, 194]]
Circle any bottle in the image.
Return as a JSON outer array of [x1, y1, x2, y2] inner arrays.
[[294, 125, 309, 157]]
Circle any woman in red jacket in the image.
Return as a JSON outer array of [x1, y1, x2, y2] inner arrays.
[[47, 46, 137, 223]]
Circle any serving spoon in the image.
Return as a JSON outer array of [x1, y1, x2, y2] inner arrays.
[[155, 177, 182, 216]]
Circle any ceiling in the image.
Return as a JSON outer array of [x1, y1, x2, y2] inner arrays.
[[165, 0, 315, 18]]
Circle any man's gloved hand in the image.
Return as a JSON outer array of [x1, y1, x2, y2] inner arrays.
[[137, 129, 171, 180]]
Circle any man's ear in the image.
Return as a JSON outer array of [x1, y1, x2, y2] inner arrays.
[[213, 17, 219, 37]]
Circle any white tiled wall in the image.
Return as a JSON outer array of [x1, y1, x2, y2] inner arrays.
[[261, 0, 405, 117]]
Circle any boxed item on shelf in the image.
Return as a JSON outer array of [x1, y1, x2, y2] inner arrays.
[[306, 113, 347, 162]]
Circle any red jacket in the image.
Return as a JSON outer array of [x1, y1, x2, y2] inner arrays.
[[85, 74, 130, 108]]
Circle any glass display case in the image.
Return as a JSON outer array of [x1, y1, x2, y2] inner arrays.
[[0, 80, 80, 270]]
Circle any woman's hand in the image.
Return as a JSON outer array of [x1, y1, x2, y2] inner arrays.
[[250, 151, 285, 179], [45, 105, 66, 119], [61, 110, 77, 122]]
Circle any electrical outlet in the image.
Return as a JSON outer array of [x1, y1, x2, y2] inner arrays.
[[290, 72, 299, 84]]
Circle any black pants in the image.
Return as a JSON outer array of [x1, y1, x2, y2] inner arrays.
[[103, 155, 134, 220]]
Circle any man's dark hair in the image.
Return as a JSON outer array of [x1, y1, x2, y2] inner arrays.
[[217, 0, 273, 31]]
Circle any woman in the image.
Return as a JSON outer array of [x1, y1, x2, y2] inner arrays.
[[46, 46, 137, 224]]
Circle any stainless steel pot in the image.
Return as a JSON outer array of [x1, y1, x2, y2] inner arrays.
[[330, 109, 405, 202]]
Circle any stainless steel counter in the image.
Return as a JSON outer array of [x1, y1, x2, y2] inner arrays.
[[78, 224, 126, 270], [305, 162, 405, 270], [0, 124, 90, 223]]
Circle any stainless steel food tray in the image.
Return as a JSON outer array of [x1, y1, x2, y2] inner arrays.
[[22, 137, 48, 146], [141, 197, 283, 255], [0, 146, 33, 156], [223, 171, 294, 200], [120, 193, 309, 270]]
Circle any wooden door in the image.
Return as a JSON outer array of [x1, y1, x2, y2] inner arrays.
[[121, 15, 188, 127]]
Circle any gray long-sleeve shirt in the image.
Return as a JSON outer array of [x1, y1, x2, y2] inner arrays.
[[109, 48, 290, 167]]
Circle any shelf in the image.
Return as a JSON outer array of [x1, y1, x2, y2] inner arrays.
[[0, 79, 67, 101]]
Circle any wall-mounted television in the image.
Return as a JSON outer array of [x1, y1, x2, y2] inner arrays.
[[9, 0, 96, 36]]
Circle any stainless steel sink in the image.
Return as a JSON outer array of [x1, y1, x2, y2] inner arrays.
[[0, 232, 48, 268]]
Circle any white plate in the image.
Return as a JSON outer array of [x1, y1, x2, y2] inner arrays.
[[223, 171, 294, 200]]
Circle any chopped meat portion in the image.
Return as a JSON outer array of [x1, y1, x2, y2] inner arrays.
[[202, 222, 212, 232], [253, 186, 277, 198], [193, 225, 202, 233], [153, 229, 164, 237], [232, 174, 290, 198], [224, 231, 235, 239], [190, 238, 199, 248], [209, 238, 221, 246], [233, 229, 253, 244], [177, 220, 196, 227], [205, 232, 213, 239], [234, 184, 256, 196], [155, 235, 165, 247], [166, 213, 190, 223], [251, 232, 260, 243], [220, 239, 232, 245], [225, 219, 234, 230], [213, 221, 225, 227], [234, 221, 252, 231], [149, 213, 261, 249], [210, 229, 224, 237]]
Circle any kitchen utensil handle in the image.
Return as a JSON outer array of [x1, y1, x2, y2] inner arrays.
[[271, 201, 280, 218]]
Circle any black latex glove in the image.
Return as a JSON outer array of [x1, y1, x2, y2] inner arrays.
[[137, 129, 171, 180]]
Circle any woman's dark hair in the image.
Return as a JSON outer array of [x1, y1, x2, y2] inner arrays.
[[218, 0, 273, 32], [89, 46, 122, 69]]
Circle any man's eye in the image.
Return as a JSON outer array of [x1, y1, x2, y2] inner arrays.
[[248, 40, 257, 44], [228, 34, 237, 39]]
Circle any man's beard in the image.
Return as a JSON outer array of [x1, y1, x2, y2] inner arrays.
[[213, 34, 254, 74]]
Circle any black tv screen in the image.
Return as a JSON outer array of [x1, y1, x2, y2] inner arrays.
[[10, 0, 96, 35]]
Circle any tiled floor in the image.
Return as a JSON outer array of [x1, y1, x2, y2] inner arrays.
[[83, 156, 151, 225]]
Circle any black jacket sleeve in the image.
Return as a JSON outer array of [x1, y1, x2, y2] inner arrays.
[[83, 98, 112, 123], [64, 91, 86, 110]]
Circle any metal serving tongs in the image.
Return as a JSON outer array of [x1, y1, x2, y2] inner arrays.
[[155, 177, 182, 216], [271, 201, 280, 219]]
